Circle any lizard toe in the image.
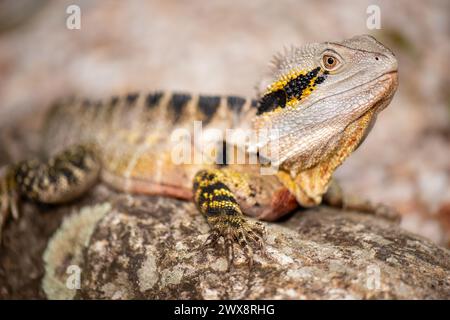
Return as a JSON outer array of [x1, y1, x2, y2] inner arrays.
[[203, 217, 267, 270]]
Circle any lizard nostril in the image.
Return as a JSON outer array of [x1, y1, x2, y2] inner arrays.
[[375, 56, 379, 61]]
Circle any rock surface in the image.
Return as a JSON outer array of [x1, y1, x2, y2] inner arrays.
[[37, 191, 449, 300]]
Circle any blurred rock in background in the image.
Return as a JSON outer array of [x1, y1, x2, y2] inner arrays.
[[0, 0, 449, 246]]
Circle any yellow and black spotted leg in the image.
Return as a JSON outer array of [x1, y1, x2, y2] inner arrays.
[[193, 169, 265, 269], [0, 144, 100, 241]]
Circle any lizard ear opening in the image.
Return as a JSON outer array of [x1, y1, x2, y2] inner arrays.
[[256, 90, 287, 115]]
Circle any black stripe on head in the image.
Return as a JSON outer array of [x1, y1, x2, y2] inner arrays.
[[257, 90, 287, 115], [283, 67, 320, 100], [226, 96, 246, 113], [146, 92, 163, 109], [257, 67, 326, 115], [198, 95, 221, 123], [314, 71, 328, 85], [169, 93, 192, 122], [126, 93, 139, 106]]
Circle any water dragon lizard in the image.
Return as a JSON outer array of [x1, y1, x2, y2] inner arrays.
[[0, 35, 398, 268]]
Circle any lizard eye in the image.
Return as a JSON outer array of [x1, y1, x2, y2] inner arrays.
[[322, 54, 341, 71]]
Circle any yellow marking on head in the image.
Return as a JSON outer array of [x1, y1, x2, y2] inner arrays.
[[300, 81, 318, 100], [286, 97, 300, 107], [266, 69, 308, 94], [264, 106, 284, 114], [264, 67, 322, 111]]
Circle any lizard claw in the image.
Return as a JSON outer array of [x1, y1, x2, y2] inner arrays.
[[201, 218, 267, 270], [203, 228, 220, 248]]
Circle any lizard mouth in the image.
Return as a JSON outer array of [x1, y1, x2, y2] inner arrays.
[[299, 69, 398, 115], [331, 69, 398, 116], [354, 70, 398, 123]]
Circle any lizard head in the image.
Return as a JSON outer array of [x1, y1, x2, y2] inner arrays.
[[253, 34, 398, 174]]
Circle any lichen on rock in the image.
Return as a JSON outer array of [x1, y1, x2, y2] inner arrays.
[[42, 203, 111, 299]]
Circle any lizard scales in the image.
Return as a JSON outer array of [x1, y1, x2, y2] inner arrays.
[[0, 35, 398, 267]]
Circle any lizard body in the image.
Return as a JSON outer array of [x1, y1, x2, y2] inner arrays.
[[0, 35, 398, 267]]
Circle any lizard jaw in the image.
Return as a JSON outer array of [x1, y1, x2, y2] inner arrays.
[[372, 71, 398, 113]]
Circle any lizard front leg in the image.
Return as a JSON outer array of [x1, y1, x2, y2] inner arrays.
[[193, 168, 267, 269], [0, 144, 100, 241]]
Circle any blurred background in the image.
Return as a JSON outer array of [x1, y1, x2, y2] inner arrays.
[[0, 0, 449, 246]]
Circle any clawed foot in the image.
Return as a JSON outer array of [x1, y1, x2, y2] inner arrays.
[[202, 218, 267, 270]]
